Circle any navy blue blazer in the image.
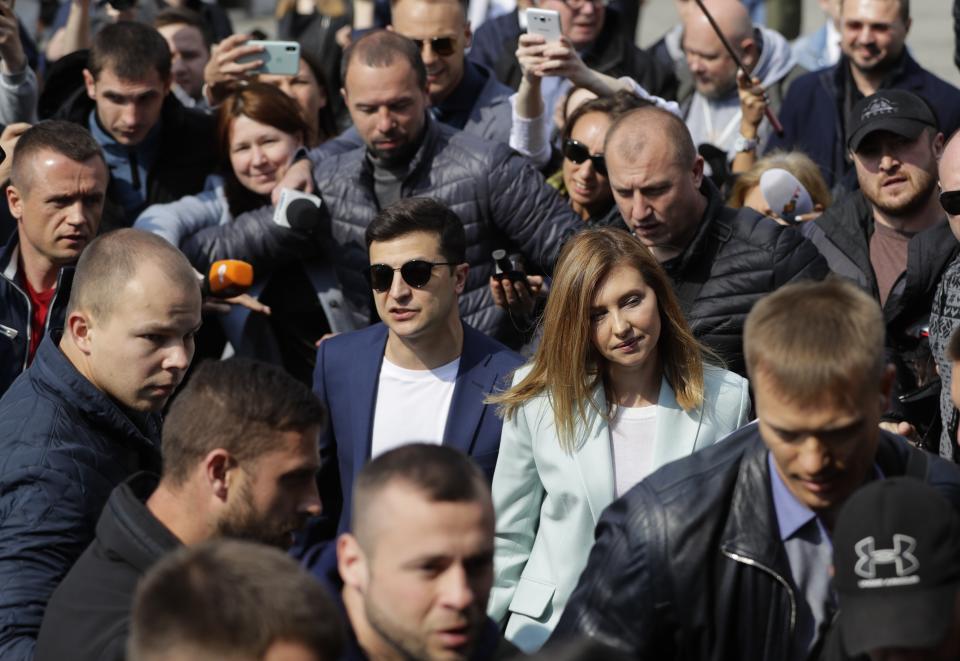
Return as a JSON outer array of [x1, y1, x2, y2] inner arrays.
[[295, 322, 523, 570]]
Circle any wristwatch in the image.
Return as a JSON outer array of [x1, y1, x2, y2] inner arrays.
[[733, 134, 759, 153]]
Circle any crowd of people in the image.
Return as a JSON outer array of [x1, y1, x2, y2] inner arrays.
[[2, 0, 960, 659]]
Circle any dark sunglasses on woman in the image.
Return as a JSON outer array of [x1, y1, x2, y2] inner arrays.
[[562, 139, 607, 176], [369, 260, 455, 292]]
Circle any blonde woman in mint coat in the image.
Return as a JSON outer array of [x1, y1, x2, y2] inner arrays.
[[487, 228, 751, 652]]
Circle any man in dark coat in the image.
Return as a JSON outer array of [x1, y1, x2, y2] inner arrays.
[[604, 105, 829, 376], [552, 280, 960, 661], [767, 0, 960, 191], [35, 358, 327, 661], [801, 90, 957, 438], [0, 229, 202, 660], [57, 22, 216, 231], [180, 30, 582, 345], [0, 121, 108, 397]]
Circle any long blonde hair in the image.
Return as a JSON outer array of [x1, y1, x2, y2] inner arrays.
[[490, 228, 708, 453]]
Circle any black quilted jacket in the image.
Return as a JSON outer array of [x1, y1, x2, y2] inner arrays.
[[662, 181, 830, 375], [182, 115, 583, 340]]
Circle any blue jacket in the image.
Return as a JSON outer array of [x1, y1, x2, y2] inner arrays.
[[0, 234, 74, 398], [0, 334, 162, 660], [767, 52, 960, 189], [296, 322, 523, 571]]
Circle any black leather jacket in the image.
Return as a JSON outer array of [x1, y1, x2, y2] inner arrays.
[[551, 425, 960, 660]]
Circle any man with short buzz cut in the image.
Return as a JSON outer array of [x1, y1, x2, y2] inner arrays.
[[604, 104, 828, 376], [296, 197, 522, 568], [182, 30, 582, 343], [551, 279, 960, 661], [57, 20, 216, 231], [129, 540, 344, 661], [803, 89, 957, 438], [768, 0, 960, 190], [155, 7, 212, 109], [680, 0, 801, 167], [0, 120, 108, 397], [335, 443, 515, 661], [0, 228, 202, 660], [35, 358, 326, 661]]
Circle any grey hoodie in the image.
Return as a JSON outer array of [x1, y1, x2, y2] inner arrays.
[[684, 25, 798, 161]]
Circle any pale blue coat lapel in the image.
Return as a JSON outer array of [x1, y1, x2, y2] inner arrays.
[[572, 377, 704, 525]]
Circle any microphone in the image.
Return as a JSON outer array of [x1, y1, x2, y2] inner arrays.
[[202, 260, 254, 298], [758, 168, 814, 224], [273, 188, 323, 231]]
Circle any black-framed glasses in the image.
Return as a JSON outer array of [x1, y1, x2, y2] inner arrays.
[[563, 138, 607, 176], [369, 260, 455, 292], [411, 36, 457, 57], [941, 188, 960, 216]]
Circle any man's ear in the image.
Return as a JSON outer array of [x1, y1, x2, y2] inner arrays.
[[879, 363, 896, 406], [203, 449, 236, 503], [464, 21, 473, 49], [66, 310, 94, 354], [691, 154, 705, 189], [161, 74, 172, 97], [739, 38, 758, 69], [83, 68, 97, 101], [454, 263, 469, 295], [337, 533, 368, 591], [6, 183, 22, 221], [341, 87, 348, 104]]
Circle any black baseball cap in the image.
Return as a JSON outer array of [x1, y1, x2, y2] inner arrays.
[[833, 478, 960, 656], [847, 90, 939, 152]]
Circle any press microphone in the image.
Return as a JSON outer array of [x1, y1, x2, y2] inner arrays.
[[273, 188, 323, 231], [758, 168, 814, 224], [202, 260, 254, 298]]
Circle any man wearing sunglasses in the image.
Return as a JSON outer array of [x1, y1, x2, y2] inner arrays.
[[181, 29, 582, 346], [390, 0, 514, 147], [802, 89, 956, 444], [294, 197, 523, 574], [929, 130, 960, 462]]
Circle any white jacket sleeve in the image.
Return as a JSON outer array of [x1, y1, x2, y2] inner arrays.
[[0, 68, 38, 125], [509, 92, 552, 170]]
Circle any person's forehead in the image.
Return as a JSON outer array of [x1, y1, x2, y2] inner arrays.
[[367, 487, 492, 556], [391, 0, 464, 36], [96, 66, 167, 93], [23, 150, 107, 193], [369, 231, 444, 262], [842, 0, 903, 22], [248, 428, 322, 476], [112, 264, 201, 323], [607, 138, 680, 183], [940, 144, 960, 190], [347, 60, 419, 97], [158, 23, 206, 50]]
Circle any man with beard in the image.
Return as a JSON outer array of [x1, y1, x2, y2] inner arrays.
[[802, 89, 956, 435], [34, 358, 325, 661], [335, 444, 515, 661], [768, 0, 960, 191]]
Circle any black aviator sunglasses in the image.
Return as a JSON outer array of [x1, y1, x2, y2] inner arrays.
[[369, 260, 455, 292], [562, 139, 607, 176], [412, 36, 456, 57], [941, 188, 960, 216]]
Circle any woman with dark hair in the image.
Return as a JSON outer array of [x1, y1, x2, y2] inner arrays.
[[135, 83, 356, 382], [257, 52, 341, 146], [487, 228, 751, 651]]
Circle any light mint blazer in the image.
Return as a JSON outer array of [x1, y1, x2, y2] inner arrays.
[[488, 364, 751, 652]]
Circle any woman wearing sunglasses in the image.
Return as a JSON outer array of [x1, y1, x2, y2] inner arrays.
[[135, 82, 356, 382], [487, 228, 751, 651]]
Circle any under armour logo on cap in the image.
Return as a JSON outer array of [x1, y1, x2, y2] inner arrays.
[[861, 96, 898, 120], [854, 534, 920, 587]]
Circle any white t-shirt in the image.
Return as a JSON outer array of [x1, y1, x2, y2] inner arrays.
[[609, 405, 659, 498], [370, 356, 460, 459]]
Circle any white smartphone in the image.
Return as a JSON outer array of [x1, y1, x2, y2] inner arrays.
[[237, 40, 301, 76], [526, 8, 562, 42]]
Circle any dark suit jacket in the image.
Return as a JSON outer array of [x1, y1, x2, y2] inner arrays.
[[295, 321, 524, 571]]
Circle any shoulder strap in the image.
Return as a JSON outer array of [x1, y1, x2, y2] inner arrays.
[[905, 446, 929, 480]]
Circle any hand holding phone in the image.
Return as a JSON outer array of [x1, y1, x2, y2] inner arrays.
[[526, 8, 562, 42]]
